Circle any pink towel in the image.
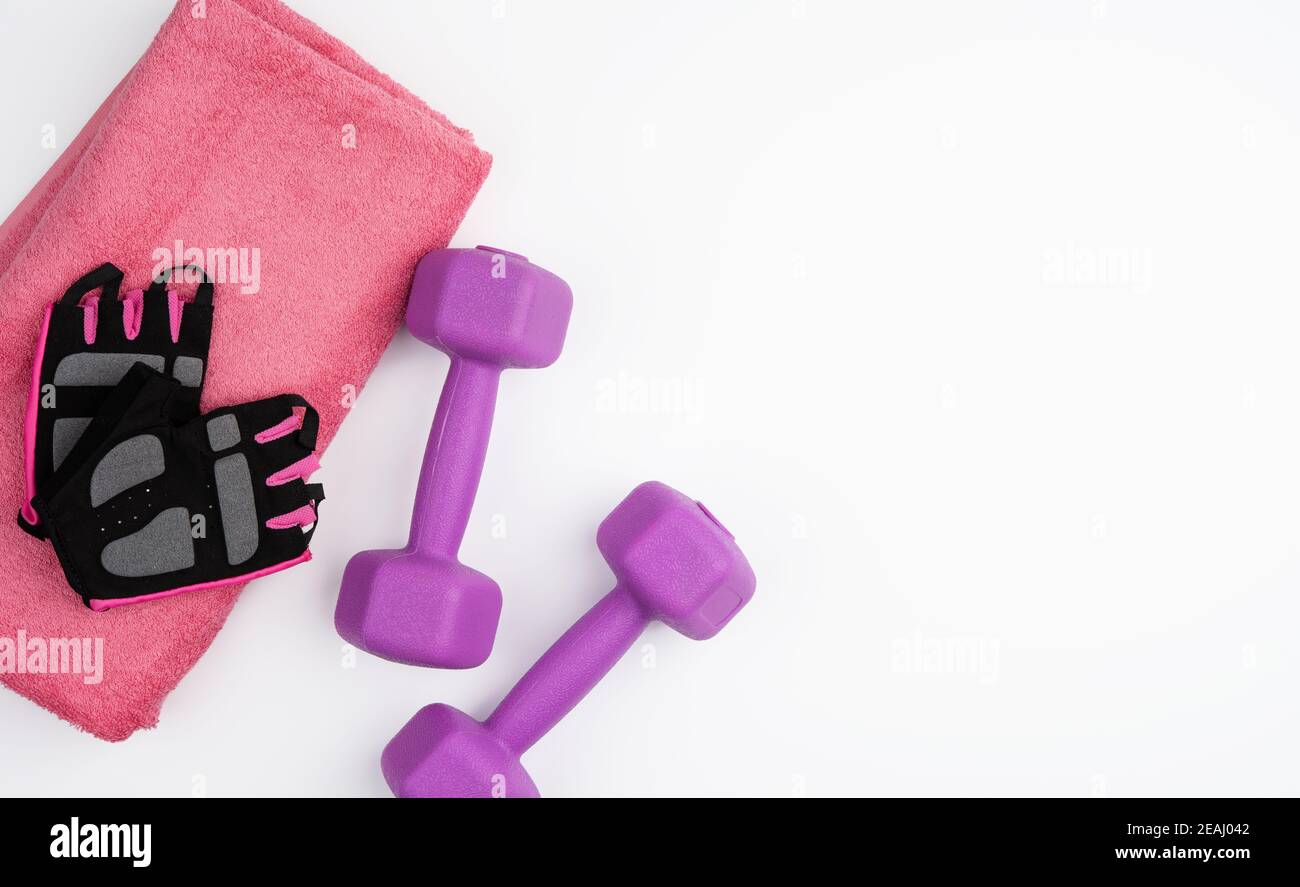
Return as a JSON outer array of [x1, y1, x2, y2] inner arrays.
[[0, 0, 491, 740]]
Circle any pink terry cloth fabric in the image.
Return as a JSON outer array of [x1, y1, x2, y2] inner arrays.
[[0, 0, 491, 740]]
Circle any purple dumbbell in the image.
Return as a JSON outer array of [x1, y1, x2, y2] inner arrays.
[[381, 481, 756, 797], [335, 246, 573, 669]]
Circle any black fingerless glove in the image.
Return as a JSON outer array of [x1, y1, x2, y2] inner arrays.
[[34, 364, 323, 610], [20, 263, 213, 537]]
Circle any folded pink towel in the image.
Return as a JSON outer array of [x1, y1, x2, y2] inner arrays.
[[0, 0, 490, 740]]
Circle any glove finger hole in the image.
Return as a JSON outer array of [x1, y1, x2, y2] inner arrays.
[[252, 399, 318, 450], [121, 289, 145, 341], [253, 409, 303, 444], [266, 502, 317, 531], [264, 480, 322, 533], [80, 296, 100, 345], [59, 263, 123, 307], [266, 452, 320, 487], [147, 264, 213, 306]]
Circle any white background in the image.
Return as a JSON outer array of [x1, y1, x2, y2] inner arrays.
[[2, 0, 1299, 797]]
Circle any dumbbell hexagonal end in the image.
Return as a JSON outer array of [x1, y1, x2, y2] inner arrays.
[[406, 246, 572, 368], [597, 481, 756, 640], [382, 703, 539, 798], [335, 549, 502, 669]]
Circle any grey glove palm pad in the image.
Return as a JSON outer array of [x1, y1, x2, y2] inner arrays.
[[101, 507, 196, 578]]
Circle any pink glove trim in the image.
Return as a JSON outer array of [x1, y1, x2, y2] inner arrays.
[[167, 289, 184, 343], [121, 288, 144, 340], [265, 452, 320, 486], [20, 304, 54, 527], [254, 413, 302, 443], [81, 296, 99, 345], [265, 503, 316, 530]]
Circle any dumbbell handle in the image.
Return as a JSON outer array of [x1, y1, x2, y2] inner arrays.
[[485, 585, 646, 755], [407, 356, 502, 558]]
